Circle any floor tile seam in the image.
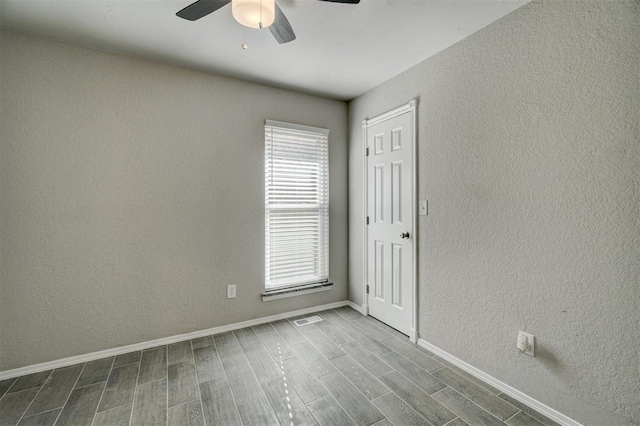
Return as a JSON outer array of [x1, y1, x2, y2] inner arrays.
[[233, 331, 296, 423], [386, 348, 446, 384], [433, 359, 502, 394], [301, 391, 328, 406], [23, 372, 91, 419], [364, 318, 405, 341], [18, 406, 61, 421], [128, 348, 144, 426], [1, 385, 42, 401], [341, 343, 395, 379], [371, 389, 437, 425], [90, 356, 116, 426], [435, 385, 507, 423], [137, 345, 168, 387], [322, 310, 355, 331], [311, 319, 356, 346], [277, 350, 334, 409], [298, 322, 346, 362], [437, 362, 501, 395], [211, 335, 243, 424], [331, 367, 387, 407], [387, 340, 431, 360], [331, 354, 391, 399], [50, 361, 86, 426], [366, 317, 405, 338], [442, 418, 463, 426], [310, 320, 393, 378], [0, 379, 17, 400], [271, 320, 307, 347], [252, 323, 276, 335], [345, 323, 387, 344], [378, 376, 453, 425], [283, 359, 333, 415], [433, 369, 520, 419], [434, 367, 501, 397], [313, 384, 361, 426], [386, 360, 444, 397], [256, 332, 290, 368], [331, 309, 359, 323], [95, 399, 132, 415], [5, 370, 51, 396], [303, 404, 324, 426], [495, 392, 556, 426], [189, 340, 208, 426], [166, 365, 200, 410], [96, 403, 133, 417], [350, 320, 390, 343], [112, 361, 141, 369], [430, 386, 450, 398], [168, 398, 201, 413], [370, 390, 393, 402], [74, 380, 107, 391], [168, 340, 197, 366], [503, 410, 524, 423], [383, 351, 449, 394]]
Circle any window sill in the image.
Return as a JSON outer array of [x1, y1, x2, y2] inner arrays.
[[262, 282, 333, 302]]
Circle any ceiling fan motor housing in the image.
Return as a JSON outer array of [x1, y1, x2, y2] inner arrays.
[[232, 0, 275, 29]]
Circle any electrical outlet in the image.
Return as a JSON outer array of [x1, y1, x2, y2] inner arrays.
[[227, 285, 236, 299], [517, 331, 535, 356]]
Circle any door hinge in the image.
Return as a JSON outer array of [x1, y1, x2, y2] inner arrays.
[[366, 216, 370, 225], [366, 285, 370, 294], [366, 147, 369, 156]]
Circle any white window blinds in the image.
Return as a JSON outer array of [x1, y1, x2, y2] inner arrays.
[[265, 120, 329, 290]]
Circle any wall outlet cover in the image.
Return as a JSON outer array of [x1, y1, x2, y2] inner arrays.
[[227, 285, 237, 299], [517, 331, 535, 356]]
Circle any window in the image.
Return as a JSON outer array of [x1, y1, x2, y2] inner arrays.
[[265, 120, 329, 291]]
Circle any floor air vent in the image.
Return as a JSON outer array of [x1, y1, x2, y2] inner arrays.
[[293, 316, 323, 326]]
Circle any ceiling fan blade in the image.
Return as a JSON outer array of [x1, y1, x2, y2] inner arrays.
[[269, 3, 296, 44], [317, 0, 360, 3], [176, 0, 231, 21]]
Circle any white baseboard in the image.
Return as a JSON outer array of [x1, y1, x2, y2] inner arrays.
[[0, 300, 350, 380], [345, 300, 367, 315], [418, 339, 583, 426]]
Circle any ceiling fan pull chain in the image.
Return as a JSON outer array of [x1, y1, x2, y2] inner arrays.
[[241, 29, 248, 50]]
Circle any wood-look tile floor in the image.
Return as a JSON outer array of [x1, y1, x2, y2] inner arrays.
[[0, 307, 560, 426]]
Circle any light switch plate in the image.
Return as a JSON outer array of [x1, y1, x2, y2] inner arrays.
[[419, 200, 428, 216]]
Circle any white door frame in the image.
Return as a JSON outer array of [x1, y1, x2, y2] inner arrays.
[[362, 99, 418, 342]]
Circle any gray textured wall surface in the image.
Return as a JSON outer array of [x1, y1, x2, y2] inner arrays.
[[349, 1, 639, 424], [0, 31, 348, 371]]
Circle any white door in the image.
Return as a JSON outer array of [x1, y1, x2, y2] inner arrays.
[[365, 103, 415, 337]]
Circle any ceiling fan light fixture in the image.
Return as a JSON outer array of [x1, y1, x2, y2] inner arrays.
[[232, 0, 275, 29]]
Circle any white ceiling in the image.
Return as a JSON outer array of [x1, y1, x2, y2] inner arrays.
[[0, 0, 529, 100]]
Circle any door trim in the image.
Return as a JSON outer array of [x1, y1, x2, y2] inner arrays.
[[362, 99, 418, 342]]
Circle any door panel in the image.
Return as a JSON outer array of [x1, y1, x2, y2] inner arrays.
[[391, 243, 402, 307], [374, 240, 384, 299], [391, 161, 402, 225], [366, 110, 413, 336]]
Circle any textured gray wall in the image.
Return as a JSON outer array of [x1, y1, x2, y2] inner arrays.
[[349, 1, 639, 424], [0, 31, 348, 371]]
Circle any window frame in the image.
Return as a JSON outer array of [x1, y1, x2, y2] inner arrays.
[[263, 120, 330, 297]]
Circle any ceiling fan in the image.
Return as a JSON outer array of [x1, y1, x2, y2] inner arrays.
[[176, 0, 360, 44]]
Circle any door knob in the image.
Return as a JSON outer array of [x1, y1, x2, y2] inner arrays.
[[400, 231, 410, 239]]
